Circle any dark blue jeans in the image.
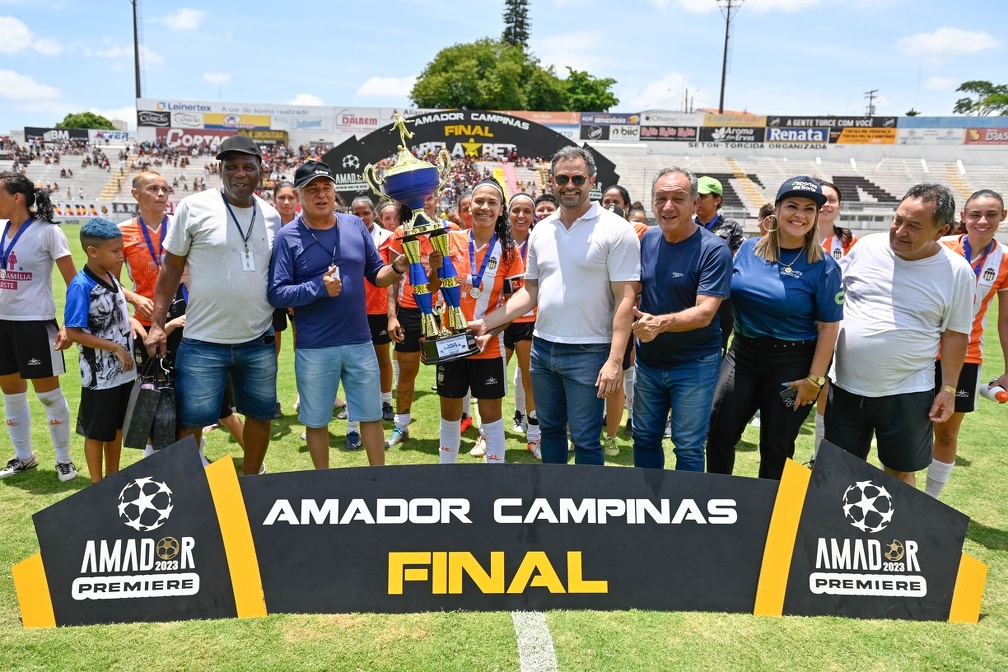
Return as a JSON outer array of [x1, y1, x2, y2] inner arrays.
[[530, 337, 608, 464]]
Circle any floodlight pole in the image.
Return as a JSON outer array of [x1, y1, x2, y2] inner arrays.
[[717, 0, 744, 114], [132, 0, 142, 98]]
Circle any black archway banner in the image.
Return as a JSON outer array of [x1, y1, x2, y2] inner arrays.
[[320, 110, 620, 205]]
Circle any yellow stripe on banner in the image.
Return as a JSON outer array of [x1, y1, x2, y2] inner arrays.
[[205, 456, 267, 618], [949, 552, 987, 623], [12, 553, 56, 628], [753, 459, 811, 616]]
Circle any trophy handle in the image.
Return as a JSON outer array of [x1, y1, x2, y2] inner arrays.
[[434, 149, 452, 197], [363, 164, 389, 201]]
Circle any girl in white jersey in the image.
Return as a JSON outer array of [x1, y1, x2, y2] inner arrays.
[[0, 171, 79, 481], [810, 180, 858, 463]]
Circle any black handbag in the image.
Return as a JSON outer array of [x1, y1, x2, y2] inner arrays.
[[147, 364, 175, 449], [122, 358, 160, 449]]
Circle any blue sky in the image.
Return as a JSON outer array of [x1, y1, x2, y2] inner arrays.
[[1, 0, 1005, 132]]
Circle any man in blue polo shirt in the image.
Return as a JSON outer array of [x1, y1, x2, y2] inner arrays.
[[268, 160, 408, 468], [631, 167, 732, 471]]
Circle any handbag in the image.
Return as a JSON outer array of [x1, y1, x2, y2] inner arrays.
[[122, 357, 161, 449], [150, 359, 177, 451]]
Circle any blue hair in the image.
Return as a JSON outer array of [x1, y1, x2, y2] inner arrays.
[[80, 218, 123, 249]]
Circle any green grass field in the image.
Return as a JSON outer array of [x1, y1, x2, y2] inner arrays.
[[2, 225, 1007, 671]]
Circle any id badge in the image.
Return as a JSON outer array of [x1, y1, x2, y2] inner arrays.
[[241, 248, 255, 272], [329, 264, 340, 279]]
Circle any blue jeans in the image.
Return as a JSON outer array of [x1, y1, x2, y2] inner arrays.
[[176, 335, 277, 427], [632, 352, 721, 471], [529, 337, 608, 464]]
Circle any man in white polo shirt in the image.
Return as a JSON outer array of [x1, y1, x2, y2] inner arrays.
[[472, 146, 640, 464]]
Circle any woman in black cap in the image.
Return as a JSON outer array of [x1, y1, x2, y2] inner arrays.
[[706, 176, 843, 480]]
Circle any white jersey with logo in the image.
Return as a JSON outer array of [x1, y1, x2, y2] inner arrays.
[[0, 220, 71, 321]]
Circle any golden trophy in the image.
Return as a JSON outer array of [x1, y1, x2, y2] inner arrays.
[[364, 115, 478, 364]]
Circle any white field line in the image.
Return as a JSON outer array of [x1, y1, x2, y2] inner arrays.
[[512, 610, 558, 672]]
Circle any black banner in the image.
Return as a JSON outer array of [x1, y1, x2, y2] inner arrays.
[[699, 127, 766, 143], [24, 127, 90, 142], [321, 110, 620, 205], [137, 110, 171, 128], [29, 440, 239, 626], [15, 440, 986, 627], [766, 116, 898, 129]]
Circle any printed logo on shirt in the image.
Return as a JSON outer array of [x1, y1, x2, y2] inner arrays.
[[834, 291, 845, 305], [671, 272, 684, 279]]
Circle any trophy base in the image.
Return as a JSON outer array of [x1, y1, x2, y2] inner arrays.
[[420, 331, 480, 365]]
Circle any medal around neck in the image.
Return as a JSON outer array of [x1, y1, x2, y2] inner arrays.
[[364, 115, 478, 365]]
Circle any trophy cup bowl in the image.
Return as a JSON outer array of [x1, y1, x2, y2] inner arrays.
[[364, 115, 479, 365]]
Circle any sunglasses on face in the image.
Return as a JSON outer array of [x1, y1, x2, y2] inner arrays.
[[554, 174, 588, 186]]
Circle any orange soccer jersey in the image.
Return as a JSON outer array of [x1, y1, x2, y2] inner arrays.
[[512, 238, 536, 324], [941, 235, 1008, 364], [444, 230, 524, 360], [365, 227, 392, 316], [822, 232, 858, 260], [119, 216, 167, 326]]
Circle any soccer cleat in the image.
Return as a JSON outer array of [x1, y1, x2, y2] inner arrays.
[[469, 435, 487, 458], [512, 410, 526, 434], [0, 453, 38, 478], [385, 427, 409, 448], [527, 440, 542, 460], [664, 418, 672, 439], [336, 407, 348, 420], [55, 460, 78, 482], [382, 402, 395, 422], [346, 430, 362, 450], [604, 436, 620, 457], [459, 414, 473, 434]]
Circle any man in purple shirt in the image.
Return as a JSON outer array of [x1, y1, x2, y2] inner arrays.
[[268, 161, 408, 468]]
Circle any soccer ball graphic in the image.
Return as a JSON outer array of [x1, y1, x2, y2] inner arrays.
[[117, 477, 174, 532], [156, 536, 180, 560], [342, 154, 360, 170], [842, 480, 895, 533]]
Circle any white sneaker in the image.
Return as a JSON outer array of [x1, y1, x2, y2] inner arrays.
[[604, 436, 620, 457], [55, 460, 78, 482], [469, 435, 487, 457], [0, 453, 38, 478], [527, 440, 542, 460]]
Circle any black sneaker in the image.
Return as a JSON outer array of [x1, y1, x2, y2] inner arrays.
[[272, 402, 283, 420], [382, 402, 395, 422]]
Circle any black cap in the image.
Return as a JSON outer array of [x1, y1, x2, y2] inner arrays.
[[294, 160, 336, 189], [215, 135, 262, 161], [775, 176, 827, 208]]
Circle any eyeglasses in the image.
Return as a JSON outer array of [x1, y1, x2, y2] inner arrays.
[[554, 174, 588, 186]]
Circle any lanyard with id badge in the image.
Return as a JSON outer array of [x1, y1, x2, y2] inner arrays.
[[300, 216, 341, 280], [222, 193, 258, 271]]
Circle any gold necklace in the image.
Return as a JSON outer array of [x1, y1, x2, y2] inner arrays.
[[780, 246, 805, 276]]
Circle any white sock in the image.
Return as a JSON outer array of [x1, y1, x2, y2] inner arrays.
[[4, 392, 33, 461], [198, 436, 209, 467], [36, 388, 71, 463], [513, 367, 525, 416], [463, 390, 472, 413], [812, 412, 825, 458], [925, 458, 955, 498], [394, 412, 410, 433], [483, 418, 506, 464], [439, 416, 460, 464], [143, 444, 155, 458], [381, 390, 392, 404], [526, 409, 541, 443], [347, 420, 360, 433], [392, 359, 400, 389]]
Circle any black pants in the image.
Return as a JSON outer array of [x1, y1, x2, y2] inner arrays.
[[706, 335, 817, 480]]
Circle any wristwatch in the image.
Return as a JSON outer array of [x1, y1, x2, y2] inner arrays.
[[806, 375, 826, 388]]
